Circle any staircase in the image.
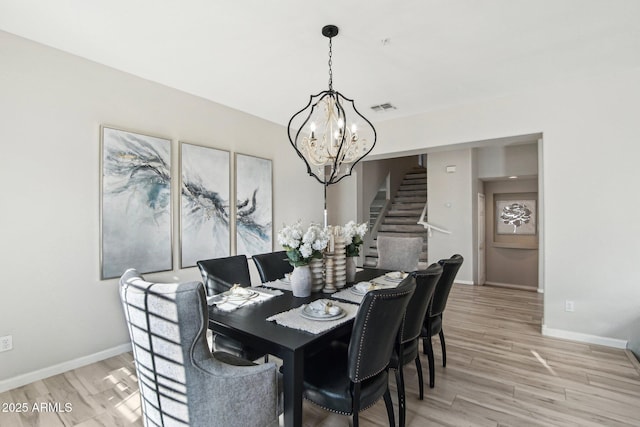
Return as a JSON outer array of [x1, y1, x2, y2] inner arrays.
[[364, 167, 428, 268]]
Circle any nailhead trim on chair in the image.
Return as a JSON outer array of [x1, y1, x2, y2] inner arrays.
[[353, 288, 414, 383]]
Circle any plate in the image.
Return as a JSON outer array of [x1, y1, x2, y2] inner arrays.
[[350, 287, 367, 296], [350, 282, 379, 295], [223, 289, 259, 301], [384, 272, 408, 282], [300, 304, 346, 321]]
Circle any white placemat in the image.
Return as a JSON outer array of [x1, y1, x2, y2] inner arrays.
[[371, 273, 407, 287], [331, 288, 366, 304], [266, 301, 359, 334], [331, 277, 401, 304], [260, 279, 292, 292], [208, 288, 282, 312]]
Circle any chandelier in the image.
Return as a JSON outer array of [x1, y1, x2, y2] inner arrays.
[[288, 25, 377, 188]]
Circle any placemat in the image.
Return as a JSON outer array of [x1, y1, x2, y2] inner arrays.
[[208, 288, 282, 312], [331, 276, 401, 304], [266, 301, 359, 334], [371, 274, 407, 287]]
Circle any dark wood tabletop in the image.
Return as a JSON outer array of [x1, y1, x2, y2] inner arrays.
[[208, 267, 389, 427]]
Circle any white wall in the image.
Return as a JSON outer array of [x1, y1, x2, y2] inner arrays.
[[426, 150, 474, 282], [0, 31, 323, 387], [372, 68, 640, 348], [477, 143, 538, 178]]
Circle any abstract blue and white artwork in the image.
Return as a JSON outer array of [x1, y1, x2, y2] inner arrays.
[[180, 142, 230, 267], [101, 127, 172, 279], [235, 154, 272, 257]]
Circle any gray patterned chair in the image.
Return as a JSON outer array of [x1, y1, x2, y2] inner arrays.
[[119, 269, 280, 427], [376, 235, 423, 272]]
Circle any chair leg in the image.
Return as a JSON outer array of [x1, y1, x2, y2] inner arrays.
[[425, 336, 435, 388], [352, 383, 361, 427], [415, 356, 424, 400], [383, 388, 395, 427], [395, 368, 405, 427], [439, 330, 446, 367]]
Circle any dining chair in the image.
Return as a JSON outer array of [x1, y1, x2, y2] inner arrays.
[[376, 235, 423, 272], [197, 255, 252, 295], [421, 254, 464, 388], [302, 280, 415, 427], [252, 250, 293, 283], [197, 255, 268, 362], [119, 268, 280, 427], [388, 264, 442, 427]]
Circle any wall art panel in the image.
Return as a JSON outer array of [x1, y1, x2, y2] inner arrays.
[[180, 142, 230, 267], [235, 154, 272, 257], [101, 126, 172, 279]]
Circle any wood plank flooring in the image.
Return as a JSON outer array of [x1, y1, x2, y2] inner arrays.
[[1, 284, 639, 426]]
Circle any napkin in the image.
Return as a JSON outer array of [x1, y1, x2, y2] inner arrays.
[[354, 281, 378, 293], [308, 299, 341, 315], [227, 284, 252, 296]]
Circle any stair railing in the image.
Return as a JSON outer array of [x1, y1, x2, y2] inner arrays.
[[417, 201, 451, 237]]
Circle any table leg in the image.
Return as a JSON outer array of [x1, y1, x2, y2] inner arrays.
[[282, 349, 304, 427]]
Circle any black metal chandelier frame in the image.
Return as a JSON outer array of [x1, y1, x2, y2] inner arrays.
[[287, 25, 377, 187]]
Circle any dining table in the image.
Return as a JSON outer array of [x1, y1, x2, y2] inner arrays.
[[208, 267, 392, 427]]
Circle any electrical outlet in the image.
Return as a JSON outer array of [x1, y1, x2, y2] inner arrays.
[[565, 301, 575, 312], [0, 335, 12, 352]]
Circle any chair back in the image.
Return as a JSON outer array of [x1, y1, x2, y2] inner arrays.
[[119, 269, 211, 426], [398, 264, 443, 345], [197, 255, 251, 295], [376, 236, 423, 272], [430, 254, 464, 317], [252, 251, 293, 283], [348, 279, 415, 382]]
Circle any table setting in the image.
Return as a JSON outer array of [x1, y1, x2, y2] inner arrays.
[[331, 271, 408, 304], [207, 285, 283, 312], [266, 299, 358, 334]]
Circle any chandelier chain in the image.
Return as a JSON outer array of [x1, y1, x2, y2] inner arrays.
[[328, 37, 333, 91]]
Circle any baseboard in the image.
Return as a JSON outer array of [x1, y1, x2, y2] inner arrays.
[[484, 281, 538, 292], [0, 343, 132, 393], [455, 280, 475, 285], [541, 326, 628, 349]]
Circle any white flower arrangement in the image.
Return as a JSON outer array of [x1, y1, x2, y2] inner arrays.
[[341, 220, 368, 257], [277, 221, 330, 266]]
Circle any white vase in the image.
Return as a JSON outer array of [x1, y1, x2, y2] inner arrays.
[[346, 256, 357, 283], [290, 265, 312, 297]]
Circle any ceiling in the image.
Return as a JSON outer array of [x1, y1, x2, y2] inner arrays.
[[1, 0, 639, 127]]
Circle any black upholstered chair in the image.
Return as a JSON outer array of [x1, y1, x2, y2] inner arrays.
[[197, 255, 267, 362], [302, 280, 415, 427], [389, 264, 442, 427], [421, 254, 464, 388], [252, 250, 293, 283], [119, 269, 280, 427], [197, 255, 252, 295]]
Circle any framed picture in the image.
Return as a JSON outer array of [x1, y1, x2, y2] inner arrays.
[[100, 126, 172, 279], [496, 199, 536, 235], [235, 153, 273, 257], [180, 142, 230, 268]]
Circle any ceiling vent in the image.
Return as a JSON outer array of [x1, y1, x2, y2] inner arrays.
[[370, 102, 396, 112]]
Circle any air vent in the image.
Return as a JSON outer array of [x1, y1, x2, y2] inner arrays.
[[370, 102, 396, 112]]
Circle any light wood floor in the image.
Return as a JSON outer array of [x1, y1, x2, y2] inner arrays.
[[2, 284, 639, 426]]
